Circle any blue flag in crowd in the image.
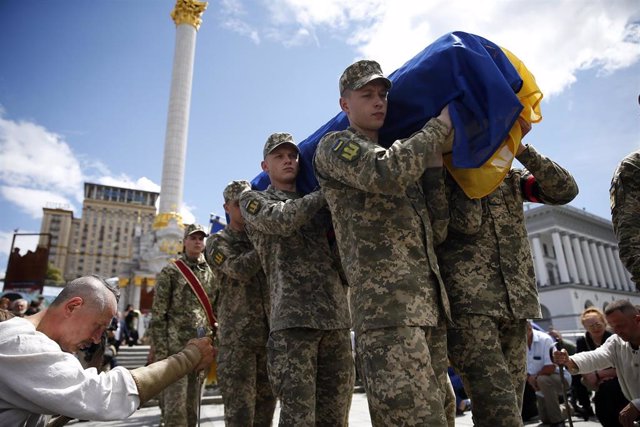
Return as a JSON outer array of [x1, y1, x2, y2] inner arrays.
[[252, 31, 524, 194]]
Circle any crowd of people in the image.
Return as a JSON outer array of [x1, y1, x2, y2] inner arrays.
[[0, 58, 638, 427]]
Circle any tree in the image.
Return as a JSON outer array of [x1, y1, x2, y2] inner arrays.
[[45, 263, 64, 286]]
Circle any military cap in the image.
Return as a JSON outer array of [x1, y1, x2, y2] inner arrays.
[[263, 132, 299, 159], [339, 59, 392, 95], [223, 180, 251, 202], [183, 223, 208, 239]]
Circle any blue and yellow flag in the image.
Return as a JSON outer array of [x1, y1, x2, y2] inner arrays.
[[252, 32, 538, 198]]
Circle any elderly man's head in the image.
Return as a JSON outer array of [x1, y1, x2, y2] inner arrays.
[[47, 275, 119, 353], [11, 299, 28, 317], [604, 300, 640, 345]]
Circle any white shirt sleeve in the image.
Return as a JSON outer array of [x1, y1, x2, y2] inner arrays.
[[0, 319, 140, 423], [569, 335, 616, 373]]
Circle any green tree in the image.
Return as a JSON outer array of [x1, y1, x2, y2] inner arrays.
[[45, 263, 64, 286]]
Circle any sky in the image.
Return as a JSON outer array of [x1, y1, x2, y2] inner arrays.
[[0, 0, 639, 278]]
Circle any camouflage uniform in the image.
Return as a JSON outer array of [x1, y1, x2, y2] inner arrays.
[[149, 224, 215, 427], [611, 149, 640, 289], [240, 133, 354, 427], [205, 180, 276, 427], [438, 145, 578, 426], [314, 77, 454, 425]]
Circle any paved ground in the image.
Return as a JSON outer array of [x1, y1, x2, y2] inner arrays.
[[74, 391, 603, 427]]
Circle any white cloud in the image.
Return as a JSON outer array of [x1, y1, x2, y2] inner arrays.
[[97, 175, 161, 193], [0, 187, 75, 219], [0, 229, 40, 257], [220, 0, 261, 44], [257, 0, 640, 97], [0, 114, 162, 219], [180, 202, 197, 225], [0, 116, 84, 199]]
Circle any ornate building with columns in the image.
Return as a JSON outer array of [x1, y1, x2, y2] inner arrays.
[[525, 204, 639, 330]]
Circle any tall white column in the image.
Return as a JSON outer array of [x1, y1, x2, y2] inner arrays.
[[589, 241, 606, 287], [531, 236, 549, 286], [158, 0, 208, 216], [551, 232, 570, 283], [605, 246, 622, 289], [572, 236, 589, 284], [597, 244, 614, 288], [561, 233, 578, 282], [581, 239, 598, 286]]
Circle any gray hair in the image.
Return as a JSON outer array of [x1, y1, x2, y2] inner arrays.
[[51, 275, 120, 311], [604, 299, 639, 317]]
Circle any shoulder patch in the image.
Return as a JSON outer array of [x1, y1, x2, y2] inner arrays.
[[245, 199, 261, 215], [332, 139, 361, 162], [212, 251, 226, 266]]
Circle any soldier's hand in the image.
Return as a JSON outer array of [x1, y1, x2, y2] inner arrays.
[[517, 117, 532, 138], [186, 337, 216, 372], [436, 105, 452, 133]]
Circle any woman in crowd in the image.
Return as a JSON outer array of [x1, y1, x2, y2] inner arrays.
[[573, 307, 629, 426]]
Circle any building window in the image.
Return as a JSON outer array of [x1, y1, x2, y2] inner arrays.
[[584, 299, 594, 309], [543, 244, 548, 257]]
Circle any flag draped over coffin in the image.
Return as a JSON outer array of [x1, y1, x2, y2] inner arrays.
[[252, 31, 542, 199]]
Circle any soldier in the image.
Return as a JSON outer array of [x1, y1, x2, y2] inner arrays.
[[149, 224, 216, 427], [205, 180, 276, 426], [438, 126, 579, 425], [314, 59, 454, 426], [611, 149, 640, 289], [239, 133, 354, 426]]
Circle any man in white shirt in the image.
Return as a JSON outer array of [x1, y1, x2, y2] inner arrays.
[[0, 275, 214, 427], [554, 299, 640, 427], [526, 322, 572, 427]]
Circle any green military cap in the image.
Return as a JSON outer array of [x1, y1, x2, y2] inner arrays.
[[339, 59, 392, 95], [263, 132, 299, 159], [223, 180, 251, 202], [183, 223, 208, 239]]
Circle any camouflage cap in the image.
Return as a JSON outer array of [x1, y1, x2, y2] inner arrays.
[[263, 132, 299, 159], [183, 223, 208, 239], [223, 180, 251, 202], [339, 60, 392, 95]]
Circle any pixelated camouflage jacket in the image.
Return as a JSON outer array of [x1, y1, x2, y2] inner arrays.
[[239, 187, 351, 332], [149, 252, 215, 358], [313, 119, 452, 334], [611, 149, 640, 289], [205, 226, 270, 347], [437, 145, 579, 319]]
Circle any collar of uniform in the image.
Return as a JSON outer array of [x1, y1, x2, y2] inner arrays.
[[266, 185, 301, 200], [181, 253, 207, 268], [225, 226, 249, 241], [346, 126, 378, 144]]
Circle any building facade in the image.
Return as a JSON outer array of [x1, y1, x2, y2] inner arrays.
[[39, 183, 159, 282], [525, 204, 639, 331]]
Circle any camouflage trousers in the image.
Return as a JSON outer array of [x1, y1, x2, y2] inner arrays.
[[217, 344, 277, 427], [447, 313, 527, 427], [159, 371, 200, 427], [356, 322, 452, 427], [267, 328, 354, 426]]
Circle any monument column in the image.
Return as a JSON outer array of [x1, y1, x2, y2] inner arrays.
[[157, 0, 208, 222], [120, 0, 208, 310]]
